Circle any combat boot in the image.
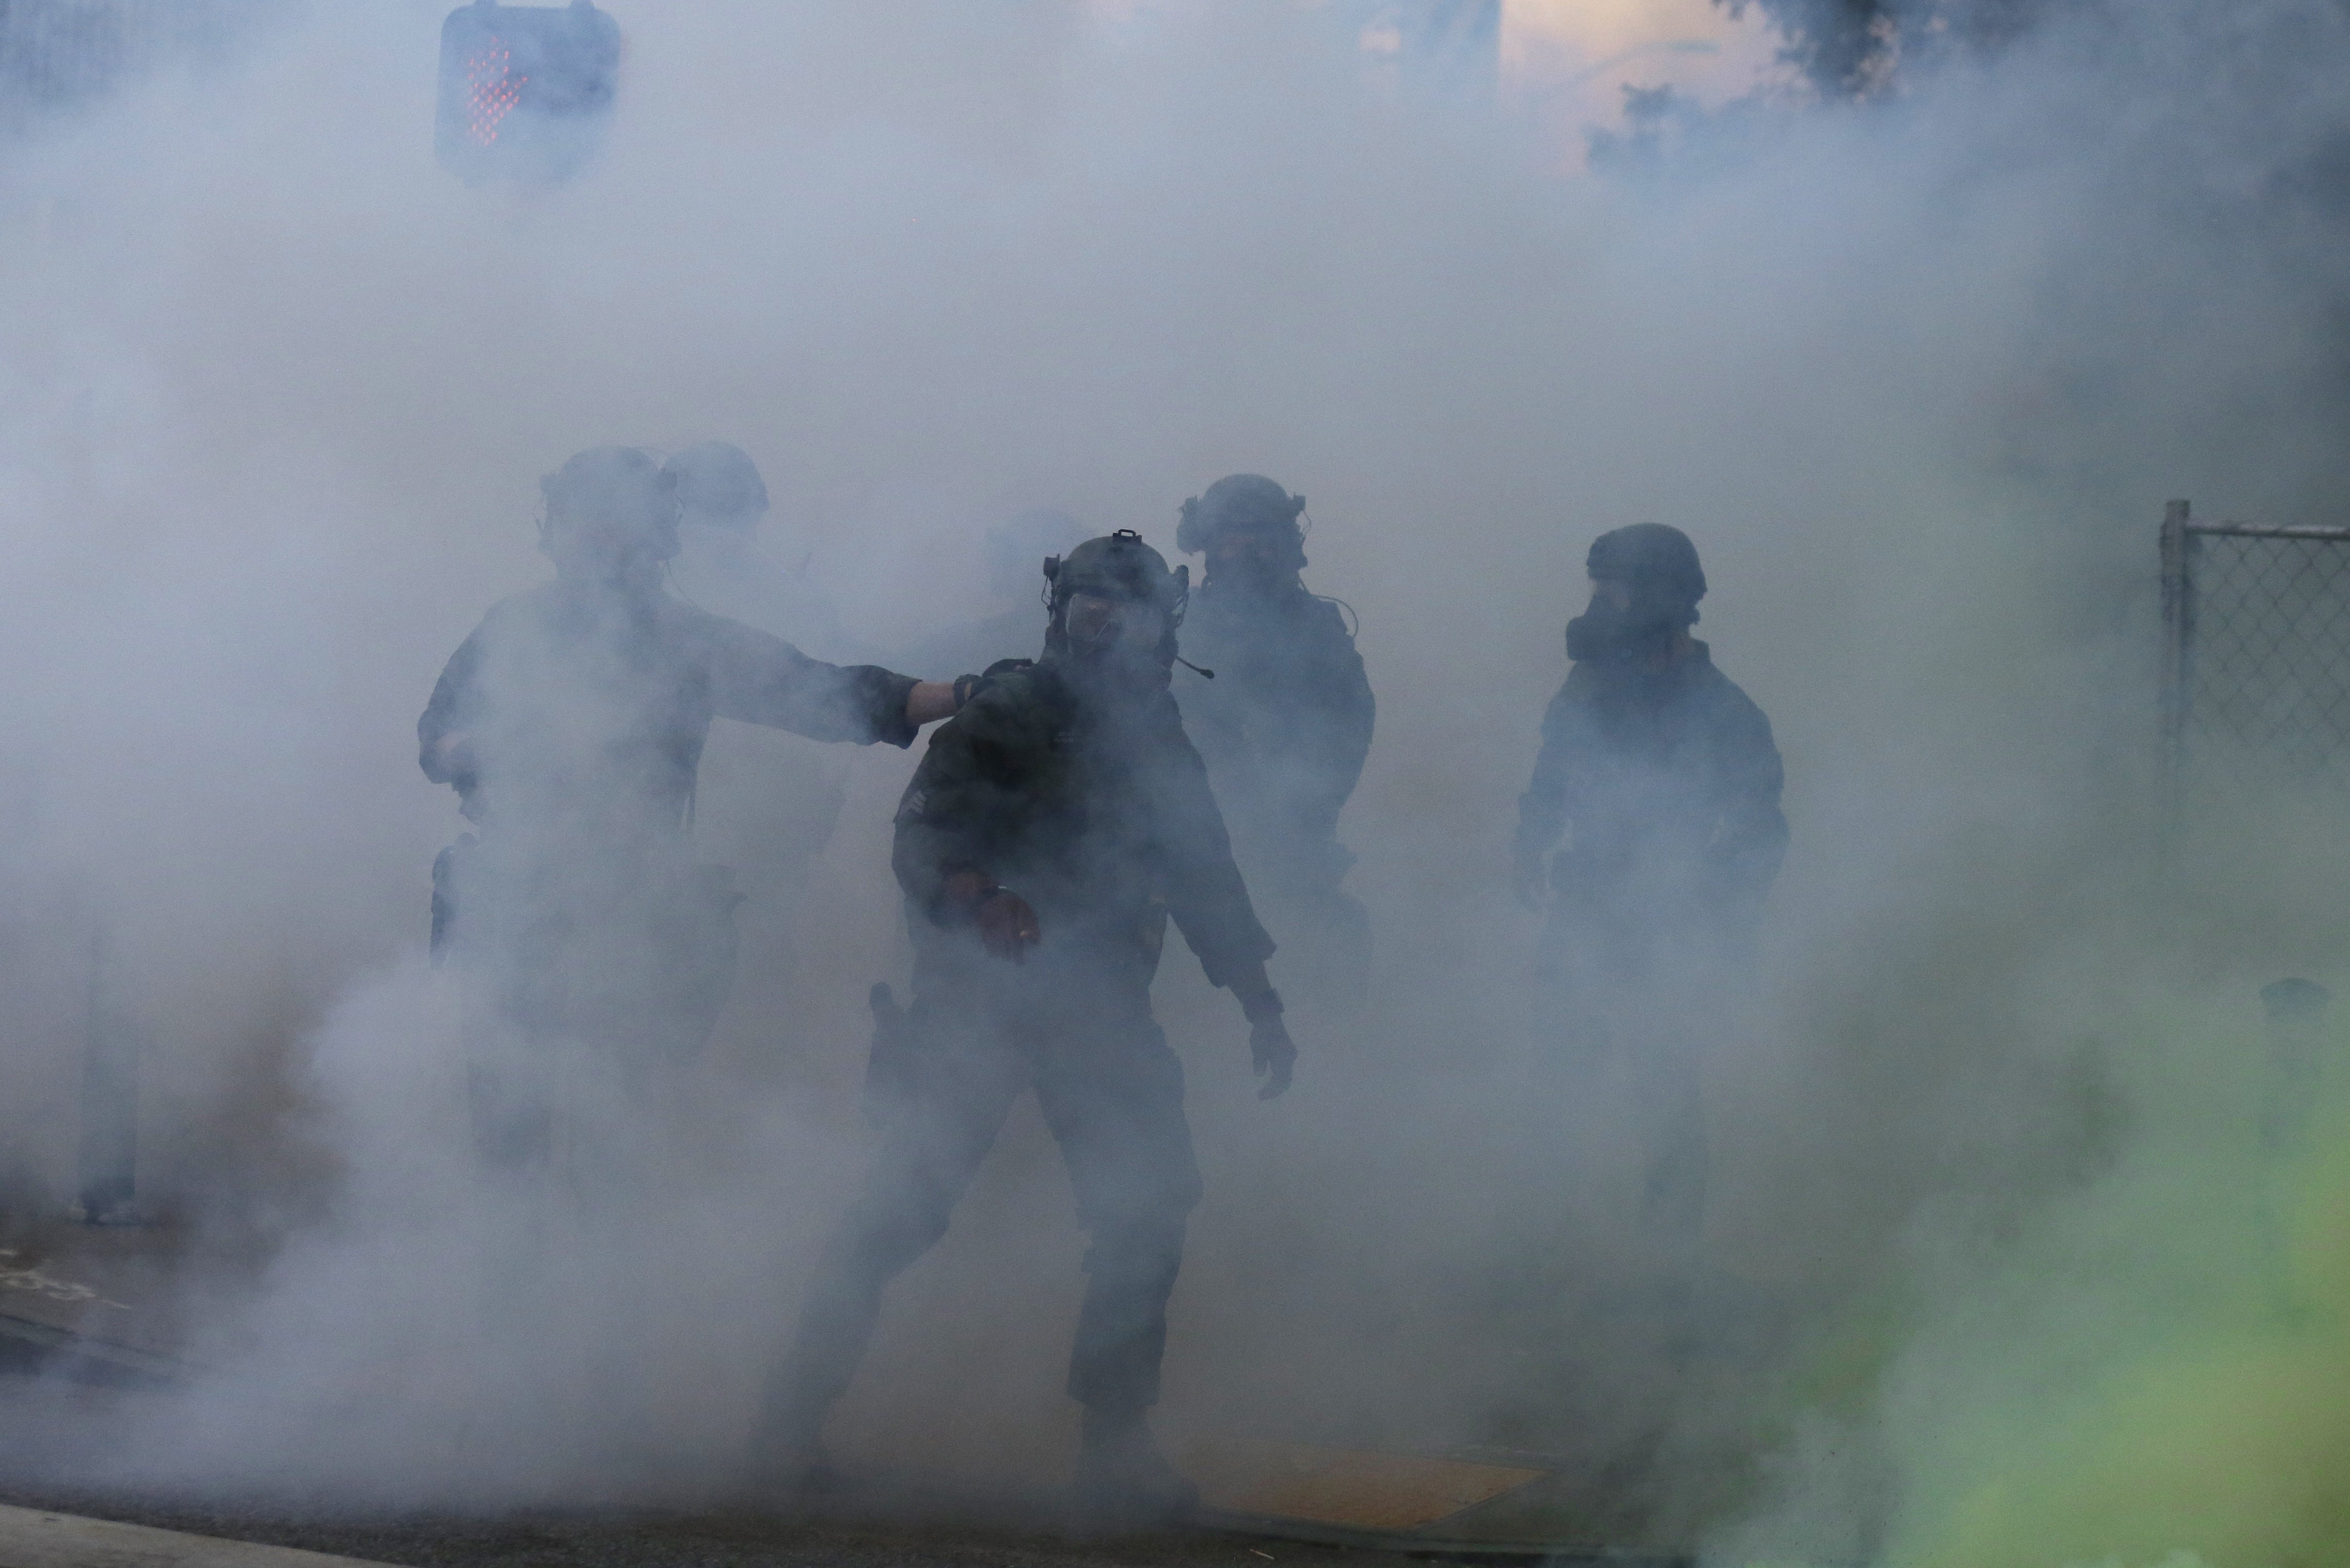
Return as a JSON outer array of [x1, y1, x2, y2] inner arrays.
[[1069, 1407, 1199, 1533]]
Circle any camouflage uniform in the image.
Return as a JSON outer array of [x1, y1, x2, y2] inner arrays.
[[769, 651, 1274, 1425]]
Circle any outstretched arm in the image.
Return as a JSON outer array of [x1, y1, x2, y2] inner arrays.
[[906, 681, 960, 726], [704, 614, 935, 746]]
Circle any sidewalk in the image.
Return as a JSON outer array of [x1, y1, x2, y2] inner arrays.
[[0, 1505, 386, 1568]]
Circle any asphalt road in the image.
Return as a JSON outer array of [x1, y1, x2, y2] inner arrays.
[[0, 1491, 1373, 1568], [0, 1370, 1377, 1568]]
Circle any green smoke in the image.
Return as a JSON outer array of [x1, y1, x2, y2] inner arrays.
[[1861, 999, 2350, 1568]]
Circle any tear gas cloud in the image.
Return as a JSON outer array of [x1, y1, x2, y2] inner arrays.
[[2, 0, 2349, 1561]]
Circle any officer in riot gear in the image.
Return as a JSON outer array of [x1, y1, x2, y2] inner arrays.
[[669, 438, 770, 523], [756, 530, 1291, 1526], [419, 446, 961, 1171], [1511, 522, 1786, 1285], [1171, 475, 1375, 996]]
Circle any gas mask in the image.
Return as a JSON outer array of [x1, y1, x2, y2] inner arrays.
[[1043, 530, 1187, 688], [1063, 591, 1170, 674], [542, 508, 678, 591], [1564, 579, 1692, 663], [1203, 523, 1306, 595], [538, 448, 681, 591]]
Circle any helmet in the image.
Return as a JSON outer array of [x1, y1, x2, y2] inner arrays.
[[540, 446, 680, 560], [1043, 530, 1189, 661], [1049, 529, 1187, 611], [1586, 522, 1706, 606], [1176, 473, 1308, 570], [664, 441, 770, 527]]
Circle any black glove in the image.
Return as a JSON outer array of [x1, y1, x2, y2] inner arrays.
[[975, 888, 1042, 962], [1249, 1011, 1295, 1100]]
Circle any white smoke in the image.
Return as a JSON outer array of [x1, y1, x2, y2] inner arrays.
[[0, 0, 2345, 1555]]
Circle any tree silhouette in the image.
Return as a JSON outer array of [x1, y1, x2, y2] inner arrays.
[[1718, 0, 2053, 98]]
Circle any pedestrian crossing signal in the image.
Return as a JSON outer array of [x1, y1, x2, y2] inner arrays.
[[436, 1, 620, 185]]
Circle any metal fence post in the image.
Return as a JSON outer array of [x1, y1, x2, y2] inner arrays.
[[2158, 499, 2195, 836]]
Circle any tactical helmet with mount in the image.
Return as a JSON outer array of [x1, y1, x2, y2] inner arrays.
[[1176, 473, 1308, 571], [539, 446, 681, 561], [1566, 522, 1707, 663], [663, 441, 769, 527], [1042, 530, 1190, 665], [1586, 521, 1705, 607], [1046, 529, 1189, 615]]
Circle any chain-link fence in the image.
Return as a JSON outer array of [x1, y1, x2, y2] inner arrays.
[[2161, 499, 2350, 803]]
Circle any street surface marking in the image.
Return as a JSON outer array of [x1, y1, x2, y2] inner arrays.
[[1185, 1438, 1545, 1532], [0, 1504, 391, 1568], [0, 1253, 129, 1311]]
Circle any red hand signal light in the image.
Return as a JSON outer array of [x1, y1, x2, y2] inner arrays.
[[435, 2, 617, 184]]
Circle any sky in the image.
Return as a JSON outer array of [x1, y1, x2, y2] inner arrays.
[[1504, 0, 1780, 152]]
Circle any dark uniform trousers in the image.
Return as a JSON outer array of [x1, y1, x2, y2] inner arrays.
[[442, 837, 741, 1175], [420, 581, 920, 1178], [1516, 646, 1785, 1271], [770, 947, 1204, 1425], [1535, 898, 1737, 1260]]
